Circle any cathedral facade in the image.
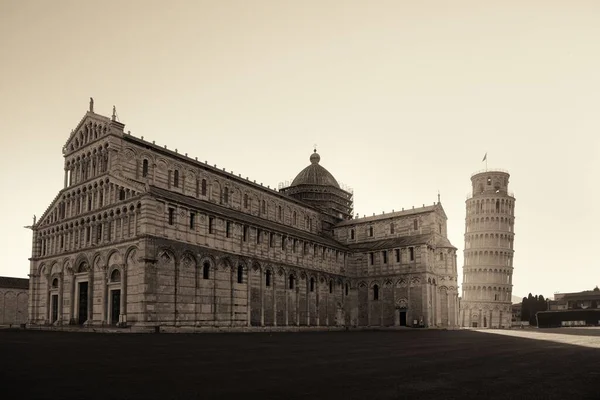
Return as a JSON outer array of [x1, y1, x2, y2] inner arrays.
[[28, 102, 459, 329]]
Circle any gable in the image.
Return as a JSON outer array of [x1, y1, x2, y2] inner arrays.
[[62, 112, 116, 156]]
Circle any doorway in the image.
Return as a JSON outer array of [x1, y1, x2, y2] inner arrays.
[[78, 282, 88, 325], [51, 294, 58, 323], [111, 289, 121, 325], [399, 310, 407, 326], [472, 322, 478, 328], [484, 316, 487, 328]]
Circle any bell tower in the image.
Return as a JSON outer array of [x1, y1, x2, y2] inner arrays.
[[459, 169, 516, 328]]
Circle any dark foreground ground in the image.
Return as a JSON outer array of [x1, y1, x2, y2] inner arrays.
[[1, 328, 598, 400]]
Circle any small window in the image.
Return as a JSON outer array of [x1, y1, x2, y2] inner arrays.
[[382, 251, 388, 264], [329, 281, 333, 293], [237, 265, 243, 284], [350, 229, 355, 239], [174, 170, 179, 188], [119, 189, 125, 201], [256, 228, 261, 244], [226, 221, 231, 238], [190, 213, 195, 229], [262, 200, 266, 214], [369, 252, 374, 265], [395, 249, 400, 263], [373, 284, 379, 300], [281, 236, 286, 250], [110, 269, 121, 282], [265, 270, 271, 287], [414, 219, 418, 230], [369, 226, 373, 237], [201, 179, 207, 196], [243, 226, 248, 242], [168, 208, 175, 225], [439, 223, 442, 234], [289, 275, 295, 289], [224, 187, 229, 203], [244, 194, 248, 209], [487, 177, 491, 185], [293, 211, 297, 225], [390, 223, 394, 234], [269, 233, 275, 247], [142, 159, 149, 177], [278, 205, 282, 220], [310, 277, 315, 292], [292, 239, 297, 253], [203, 262, 210, 279], [208, 217, 214, 234], [409, 247, 415, 261], [345, 283, 349, 296], [52, 278, 59, 288]]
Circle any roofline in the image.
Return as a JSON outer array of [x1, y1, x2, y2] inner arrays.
[[123, 134, 326, 215], [335, 203, 442, 227]]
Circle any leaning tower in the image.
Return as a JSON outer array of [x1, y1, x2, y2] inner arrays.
[[460, 170, 515, 328]]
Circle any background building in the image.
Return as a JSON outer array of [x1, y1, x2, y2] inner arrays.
[[27, 102, 459, 329], [0, 276, 29, 326], [459, 170, 515, 328]]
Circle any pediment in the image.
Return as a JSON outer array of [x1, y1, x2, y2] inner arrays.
[[35, 190, 66, 229], [62, 112, 116, 156]]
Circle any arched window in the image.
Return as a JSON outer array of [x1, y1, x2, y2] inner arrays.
[[203, 261, 210, 279], [265, 270, 271, 287], [244, 194, 248, 208], [52, 278, 59, 288], [201, 179, 207, 196], [310, 277, 315, 292], [174, 170, 179, 188], [369, 226, 373, 237], [110, 269, 121, 282], [119, 189, 125, 201], [350, 229, 355, 240], [262, 200, 266, 214], [142, 159, 149, 177], [224, 187, 229, 203], [293, 211, 297, 225], [373, 284, 379, 300], [237, 265, 243, 284], [496, 200, 500, 213], [289, 275, 295, 289]]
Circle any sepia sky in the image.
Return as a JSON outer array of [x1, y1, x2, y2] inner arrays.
[[1, 0, 599, 300]]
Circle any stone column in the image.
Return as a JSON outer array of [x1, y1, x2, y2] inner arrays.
[[120, 265, 127, 325], [260, 268, 264, 326], [285, 284, 289, 326], [273, 277, 277, 327], [87, 269, 94, 325], [230, 265, 234, 326], [246, 270, 251, 327], [101, 268, 108, 325], [70, 272, 76, 324], [58, 273, 64, 323]]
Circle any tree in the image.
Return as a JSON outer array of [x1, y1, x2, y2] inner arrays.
[[521, 297, 529, 322]]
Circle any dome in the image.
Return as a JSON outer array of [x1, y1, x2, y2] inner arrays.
[[290, 150, 340, 189]]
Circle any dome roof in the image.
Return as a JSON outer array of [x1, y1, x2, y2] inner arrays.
[[290, 150, 340, 189]]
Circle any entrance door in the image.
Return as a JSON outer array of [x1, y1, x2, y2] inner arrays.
[[51, 294, 58, 323], [111, 290, 121, 325], [472, 322, 478, 328], [78, 282, 88, 325], [399, 311, 407, 326]]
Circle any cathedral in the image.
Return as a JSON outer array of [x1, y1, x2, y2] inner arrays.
[[28, 100, 460, 329]]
